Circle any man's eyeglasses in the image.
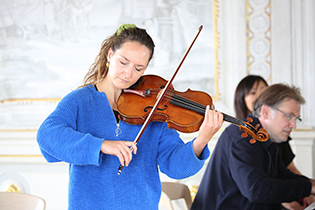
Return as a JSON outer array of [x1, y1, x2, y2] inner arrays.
[[275, 108, 302, 122]]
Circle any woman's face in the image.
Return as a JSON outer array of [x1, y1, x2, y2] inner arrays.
[[244, 80, 267, 112], [106, 41, 150, 90]]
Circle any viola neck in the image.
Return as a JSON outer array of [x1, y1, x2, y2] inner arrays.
[[170, 95, 245, 126], [221, 112, 245, 126]]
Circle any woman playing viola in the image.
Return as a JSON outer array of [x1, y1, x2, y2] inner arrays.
[[37, 24, 223, 210]]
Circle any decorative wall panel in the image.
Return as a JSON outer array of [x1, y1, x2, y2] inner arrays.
[[247, 0, 271, 81]]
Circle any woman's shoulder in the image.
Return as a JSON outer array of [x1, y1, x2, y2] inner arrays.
[[66, 85, 95, 97], [60, 85, 97, 104]]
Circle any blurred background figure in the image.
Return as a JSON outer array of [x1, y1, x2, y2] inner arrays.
[[234, 75, 314, 209]]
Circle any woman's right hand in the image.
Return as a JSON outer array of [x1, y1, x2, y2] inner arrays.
[[101, 140, 137, 167]]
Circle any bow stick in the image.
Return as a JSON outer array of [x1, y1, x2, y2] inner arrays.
[[117, 25, 203, 175]]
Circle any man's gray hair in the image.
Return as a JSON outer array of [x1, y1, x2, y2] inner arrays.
[[252, 83, 305, 117]]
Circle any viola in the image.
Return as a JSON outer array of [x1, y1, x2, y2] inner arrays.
[[116, 25, 268, 175], [117, 74, 269, 143], [117, 25, 204, 175]]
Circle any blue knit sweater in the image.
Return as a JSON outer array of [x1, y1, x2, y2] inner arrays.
[[37, 85, 210, 210]]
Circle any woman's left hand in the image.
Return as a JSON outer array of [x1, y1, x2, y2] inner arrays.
[[193, 106, 223, 157]]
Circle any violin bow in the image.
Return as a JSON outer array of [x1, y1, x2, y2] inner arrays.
[[117, 25, 203, 175]]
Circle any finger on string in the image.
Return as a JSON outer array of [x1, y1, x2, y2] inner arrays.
[[205, 105, 210, 114]]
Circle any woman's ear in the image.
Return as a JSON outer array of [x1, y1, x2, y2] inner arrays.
[[107, 48, 113, 61]]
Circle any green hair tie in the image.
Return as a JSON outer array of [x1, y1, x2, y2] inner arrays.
[[117, 24, 137, 36]]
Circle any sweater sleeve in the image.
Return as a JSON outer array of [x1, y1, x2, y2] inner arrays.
[[157, 125, 210, 179], [228, 131, 311, 203], [37, 90, 104, 166]]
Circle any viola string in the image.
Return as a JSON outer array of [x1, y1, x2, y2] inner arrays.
[[148, 89, 244, 126], [157, 91, 244, 126], [148, 89, 207, 114], [138, 88, 264, 137]]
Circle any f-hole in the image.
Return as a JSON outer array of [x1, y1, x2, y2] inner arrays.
[[144, 104, 168, 112]]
